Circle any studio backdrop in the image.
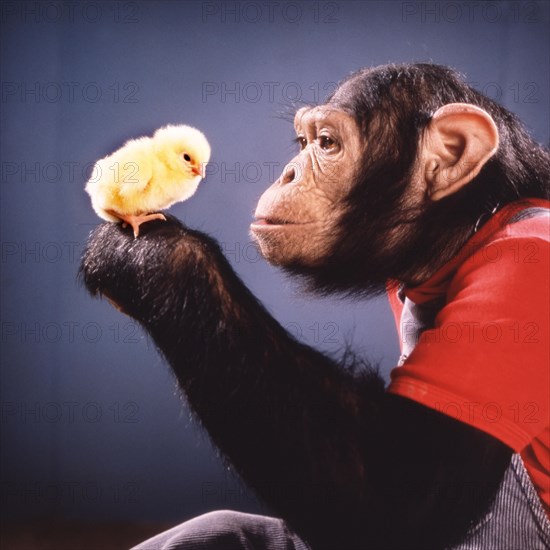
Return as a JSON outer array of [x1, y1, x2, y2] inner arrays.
[[1, 0, 548, 528]]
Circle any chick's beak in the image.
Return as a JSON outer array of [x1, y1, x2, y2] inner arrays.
[[192, 164, 205, 178]]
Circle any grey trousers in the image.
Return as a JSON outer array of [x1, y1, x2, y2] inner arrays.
[[131, 509, 311, 550], [132, 455, 550, 550]]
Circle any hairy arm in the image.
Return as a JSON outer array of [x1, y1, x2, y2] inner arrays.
[[80, 217, 512, 550]]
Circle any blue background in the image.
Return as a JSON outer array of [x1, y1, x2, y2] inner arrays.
[[1, 0, 549, 527]]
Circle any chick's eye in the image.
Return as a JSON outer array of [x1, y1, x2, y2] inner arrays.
[[183, 153, 191, 162], [319, 136, 336, 150]]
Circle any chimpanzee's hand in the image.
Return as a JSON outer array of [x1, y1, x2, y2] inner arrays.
[[79, 214, 221, 323]]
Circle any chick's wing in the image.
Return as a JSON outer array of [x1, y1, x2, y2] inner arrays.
[[109, 137, 154, 198]]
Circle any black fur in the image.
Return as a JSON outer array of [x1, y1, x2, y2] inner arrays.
[[80, 215, 511, 550]]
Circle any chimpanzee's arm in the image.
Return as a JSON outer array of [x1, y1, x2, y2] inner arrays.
[[80, 217, 512, 550]]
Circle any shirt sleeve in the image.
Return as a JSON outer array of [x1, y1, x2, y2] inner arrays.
[[388, 234, 550, 452]]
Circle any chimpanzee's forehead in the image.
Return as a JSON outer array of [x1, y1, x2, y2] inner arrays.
[[293, 105, 353, 128]]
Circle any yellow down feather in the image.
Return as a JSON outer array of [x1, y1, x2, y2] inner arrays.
[[86, 125, 211, 222]]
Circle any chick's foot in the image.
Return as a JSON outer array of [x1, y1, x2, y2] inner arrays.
[[111, 211, 167, 238]]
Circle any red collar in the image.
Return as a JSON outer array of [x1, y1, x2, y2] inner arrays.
[[402, 198, 550, 305]]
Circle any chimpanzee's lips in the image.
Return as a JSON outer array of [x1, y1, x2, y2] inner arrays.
[[252, 217, 290, 226], [250, 217, 318, 229]]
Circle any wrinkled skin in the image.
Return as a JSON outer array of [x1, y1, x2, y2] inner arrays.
[[251, 106, 366, 266]]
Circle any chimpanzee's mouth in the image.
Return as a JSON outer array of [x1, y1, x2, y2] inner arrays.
[[252, 218, 290, 225]]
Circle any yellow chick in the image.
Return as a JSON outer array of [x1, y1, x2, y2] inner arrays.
[[86, 124, 211, 237]]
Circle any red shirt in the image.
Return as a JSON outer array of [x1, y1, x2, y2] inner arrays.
[[387, 199, 550, 517]]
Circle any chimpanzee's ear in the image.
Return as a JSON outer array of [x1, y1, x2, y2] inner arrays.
[[420, 103, 499, 201]]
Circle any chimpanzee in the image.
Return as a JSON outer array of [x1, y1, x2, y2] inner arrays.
[[80, 63, 550, 550]]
